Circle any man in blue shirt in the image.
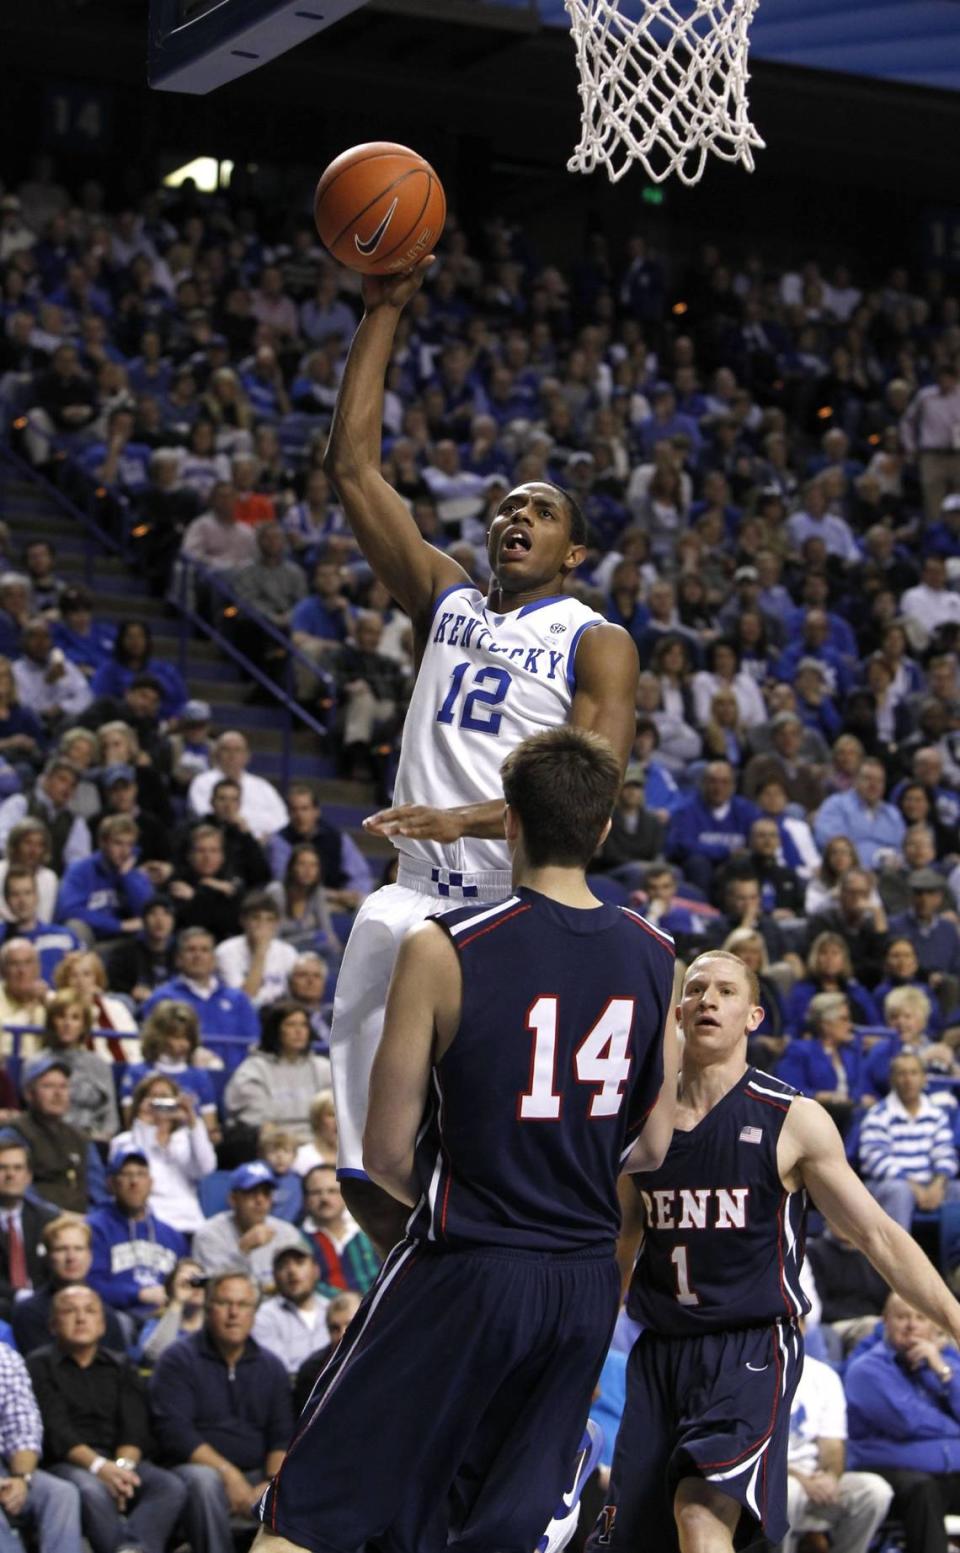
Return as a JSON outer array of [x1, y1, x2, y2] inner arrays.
[[666, 760, 759, 895], [141, 927, 258, 1068], [55, 815, 153, 944], [0, 868, 79, 980], [87, 1150, 186, 1330], [814, 760, 907, 871], [889, 869, 960, 987]]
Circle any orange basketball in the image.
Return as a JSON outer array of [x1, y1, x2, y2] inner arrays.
[[314, 142, 446, 277]]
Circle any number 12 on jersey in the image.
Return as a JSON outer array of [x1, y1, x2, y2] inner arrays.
[[519, 996, 634, 1120]]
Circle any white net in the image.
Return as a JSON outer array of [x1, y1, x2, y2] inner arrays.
[[564, 0, 765, 186]]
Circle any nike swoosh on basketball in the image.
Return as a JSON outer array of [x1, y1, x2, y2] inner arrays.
[[355, 198, 400, 257], [746, 1362, 768, 1372]]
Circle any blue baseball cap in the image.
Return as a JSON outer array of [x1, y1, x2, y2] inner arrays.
[[108, 1147, 150, 1173], [21, 1054, 70, 1088], [229, 1161, 277, 1193]]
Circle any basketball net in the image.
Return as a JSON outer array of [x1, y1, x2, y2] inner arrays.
[[564, 0, 765, 186]]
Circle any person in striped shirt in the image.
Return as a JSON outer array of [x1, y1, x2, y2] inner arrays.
[[860, 1051, 960, 1229], [0, 1341, 83, 1553]]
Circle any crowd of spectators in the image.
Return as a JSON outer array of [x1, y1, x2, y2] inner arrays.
[[1, 157, 960, 1551]]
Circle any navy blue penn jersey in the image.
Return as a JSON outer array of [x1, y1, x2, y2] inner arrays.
[[405, 886, 675, 1253], [627, 1068, 809, 1336]]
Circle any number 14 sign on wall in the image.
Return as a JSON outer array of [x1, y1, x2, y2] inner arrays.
[[43, 84, 112, 150]]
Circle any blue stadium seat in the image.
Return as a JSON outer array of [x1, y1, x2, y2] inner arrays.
[[198, 1169, 233, 1218]]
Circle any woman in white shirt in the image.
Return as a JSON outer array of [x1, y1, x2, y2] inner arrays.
[[692, 638, 767, 730], [111, 1073, 216, 1235]]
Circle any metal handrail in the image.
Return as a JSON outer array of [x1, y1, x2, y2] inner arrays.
[[1, 440, 337, 790]]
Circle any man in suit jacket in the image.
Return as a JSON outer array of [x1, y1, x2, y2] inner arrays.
[[0, 1136, 58, 1319]]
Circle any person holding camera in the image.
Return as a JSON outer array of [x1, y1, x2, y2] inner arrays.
[[87, 1150, 186, 1337], [139, 1257, 208, 1365], [109, 1074, 216, 1236]]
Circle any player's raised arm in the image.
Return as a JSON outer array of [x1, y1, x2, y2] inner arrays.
[[781, 1095, 960, 1346], [323, 261, 469, 624], [570, 623, 641, 774], [362, 921, 461, 1206]]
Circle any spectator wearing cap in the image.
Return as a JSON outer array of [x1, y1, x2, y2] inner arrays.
[[889, 870, 960, 997], [792, 657, 843, 745], [96, 763, 170, 873], [215, 891, 299, 1010], [0, 1137, 58, 1320], [0, 1339, 84, 1553], [188, 730, 288, 841], [594, 767, 665, 887], [12, 619, 92, 727], [11, 1055, 106, 1213], [813, 759, 906, 872], [87, 1150, 185, 1334], [149, 1268, 292, 1553], [252, 1244, 329, 1376], [140, 927, 259, 1061], [50, 587, 115, 677], [0, 866, 80, 982], [110, 1075, 216, 1237], [12, 1213, 127, 1357], [922, 491, 960, 561], [168, 700, 213, 792], [0, 937, 50, 1054], [27, 1284, 187, 1553], [297, 1163, 379, 1299], [55, 814, 153, 946], [105, 895, 177, 1005], [0, 759, 92, 874], [291, 1289, 362, 1415], [192, 1163, 308, 1289]]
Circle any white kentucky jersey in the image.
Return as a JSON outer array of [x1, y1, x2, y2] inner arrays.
[[392, 583, 606, 886]]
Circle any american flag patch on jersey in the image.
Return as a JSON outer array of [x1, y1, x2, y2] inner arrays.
[[739, 1126, 763, 1144]]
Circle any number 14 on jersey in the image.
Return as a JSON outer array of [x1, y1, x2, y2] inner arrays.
[[519, 997, 634, 1120]]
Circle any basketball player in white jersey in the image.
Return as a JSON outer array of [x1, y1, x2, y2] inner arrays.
[[323, 256, 639, 1252]]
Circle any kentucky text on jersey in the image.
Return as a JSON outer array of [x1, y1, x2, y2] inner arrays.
[[432, 610, 567, 680]]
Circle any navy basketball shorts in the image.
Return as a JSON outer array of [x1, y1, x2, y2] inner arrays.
[[261, 1237, 620, 1553], [590, 1318, 803, 1552]]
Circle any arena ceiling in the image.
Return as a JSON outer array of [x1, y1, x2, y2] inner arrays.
[[486, 0, 960, 93]]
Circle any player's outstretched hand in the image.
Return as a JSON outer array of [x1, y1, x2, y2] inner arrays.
[[362, 256, 435, 312], [363, 803, 463, 843]]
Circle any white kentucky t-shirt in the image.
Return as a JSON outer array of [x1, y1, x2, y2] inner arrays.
[[392, 585, 606, 879], [787, 1354, 848, 1474]]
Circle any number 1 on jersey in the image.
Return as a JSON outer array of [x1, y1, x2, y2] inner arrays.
[[519, 996, 634, 1120], [670, 1245, 701, 1306]]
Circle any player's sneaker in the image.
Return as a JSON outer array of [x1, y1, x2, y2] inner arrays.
[[536, 1419, 604, 1553]]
